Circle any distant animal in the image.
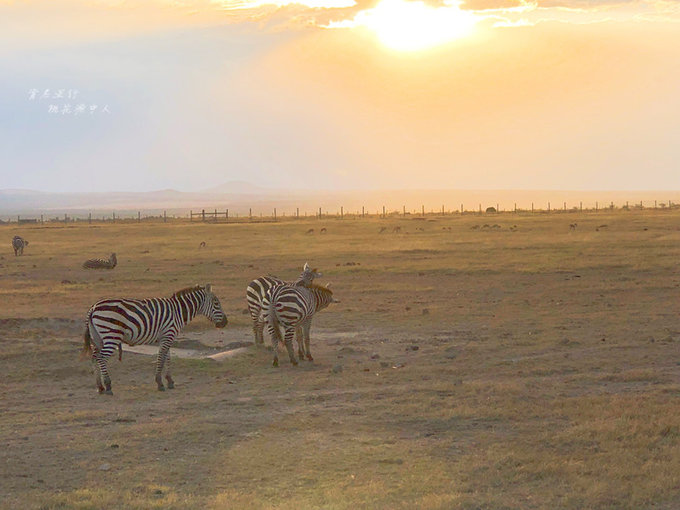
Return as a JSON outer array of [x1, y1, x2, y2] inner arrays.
[[199, 241, 206, 248], [416, 227, 424, 232], [246, 263, 321, 346], [82, 253, 117, 270], [509, 225, 518, 232], [320, 227, 327, 234], [492, 224, 501, 229], [596, 224, 608, 232], [569, 223, 577, 231], [82, 284, 227, 394], [12, 236, 28, 256], [379, 227, 387, 234], [305, 229, 315, 234], [264, 282, 337, 366], [471, 225, 480, 230], [392, 226, 401, 233]]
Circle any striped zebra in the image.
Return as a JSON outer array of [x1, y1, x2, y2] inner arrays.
[[246, 262, 321, 346], [83, 253, 117, 270], [82, 284, 227, 394], [12, 236, 28, 256], [264, 282, 337, 367]]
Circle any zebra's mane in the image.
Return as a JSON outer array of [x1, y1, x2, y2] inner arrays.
[[173, 285, 204, 298], [306, 283, 333, 294]]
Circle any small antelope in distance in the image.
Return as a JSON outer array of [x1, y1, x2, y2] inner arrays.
[[569, 223, 577, 231], [320, 227, 327, 234], [305, 228, 315, 234], [379, 227, 387, 234], [392, 226, 401, 233]]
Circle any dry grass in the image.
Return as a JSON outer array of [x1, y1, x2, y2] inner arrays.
[[1, 210, 680, 509]]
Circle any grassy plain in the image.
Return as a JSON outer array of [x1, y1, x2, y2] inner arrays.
[[1, 210, 679, 509]]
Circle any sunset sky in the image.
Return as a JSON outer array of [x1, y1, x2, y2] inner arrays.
[[1, 0, 679, 192]]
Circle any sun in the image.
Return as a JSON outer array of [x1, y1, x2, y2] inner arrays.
[[345, 0, 479, 52]]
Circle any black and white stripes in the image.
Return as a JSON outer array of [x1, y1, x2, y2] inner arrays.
[[83, 253, 117, 270], [82, 284, 227, 394], [246, 262, 321, 345], [12, 236, 28, 256], [263, 282, 336, 367]]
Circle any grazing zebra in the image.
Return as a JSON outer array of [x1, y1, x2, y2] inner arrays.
[[264, 282, 337, 367], [83, 253, 117, 270], [12, 236, 28, 256], [246, 263, 321, 346], [82, 284, 227, 394]]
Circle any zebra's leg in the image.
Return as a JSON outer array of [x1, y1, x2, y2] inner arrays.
[[255, 317, 266, 345], [92, 353, 104, 393], [267, 321, 285, 367], [155, 339, 173, 391], [95, 343, 115, 395], [165, 350, 174, 389], [302, 321, 313, 362], [283, 327, 298, 366], [295, 326, 305, 360]]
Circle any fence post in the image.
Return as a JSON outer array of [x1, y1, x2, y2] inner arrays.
[[249, 208, 252, 221], [596, 202, 598, 211], [296, 207, 299, 219], [531, 203, 534, 213], [422, 205, 425, 216], [563, 202, 566, 211], [442, 205, 444, 215], [514, 203, 517, 213], [478, 204, 482, 214], [190, 210, 192, 222], [201, 209, 205, 222], [41, 214, 44, 225], [341, 206, 343, 219], [17, 215, 20, 223], [548, 202, 551, 212], [88, 212, 91, 224], [460, 203, 463, 214], [382, 206, 385, 218], [274, 208, 277, 221], [138, 211, 141, 223], [362, 206, 365, 218], [164, 210, 167, 223], [580, 202, 582, 212], [226, 209, 229, 222]]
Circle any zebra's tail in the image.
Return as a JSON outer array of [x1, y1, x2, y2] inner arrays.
[[264, 290, 283, 347], [81, 322, 93, 359]]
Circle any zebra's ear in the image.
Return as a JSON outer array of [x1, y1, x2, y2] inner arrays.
[[326, 282, 332, 288], [205, 284, 213, 293], [303, 262, 310, 272]]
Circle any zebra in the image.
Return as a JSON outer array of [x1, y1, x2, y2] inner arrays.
[[246, 263, 321, 347], [12, 236, 28, 256], [81, 284, 227, 394], [83, 253, 117, 269], [263, 282, 337, 367]]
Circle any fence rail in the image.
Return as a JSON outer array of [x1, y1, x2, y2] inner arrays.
[[1, 199, 679, 225]]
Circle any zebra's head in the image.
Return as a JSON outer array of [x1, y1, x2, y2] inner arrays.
[[109, 253, 117, 267], [296, 262, 322, 285], [200, 284, 228, 328], [311, 282, 338, 311]]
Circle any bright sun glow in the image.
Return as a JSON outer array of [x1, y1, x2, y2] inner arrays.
[[329, 0, 479, 52]]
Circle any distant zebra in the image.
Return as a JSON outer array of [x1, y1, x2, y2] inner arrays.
[[264, 282, 336, 366], [83, 253, 117, 269], [12, 236, 28, 256], [82, 284, 227, 394], [246, 263, 321, 346]]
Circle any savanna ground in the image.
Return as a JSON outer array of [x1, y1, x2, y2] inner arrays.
[[1, 210, 680, 509]]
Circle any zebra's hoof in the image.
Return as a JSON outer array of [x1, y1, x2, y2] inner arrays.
[[306, 355, 314, 362], [291, 360, 299, 366], [103, 390, 113, 395], [167, 382, 175, 389], [273, 359, 279, 367], [157, 385, 166, 391]]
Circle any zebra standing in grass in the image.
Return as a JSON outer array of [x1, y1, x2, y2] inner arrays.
[[12, 236, 28, 256], [246, 262, 321, 346], [83, 253, 117, 269], [263, 282, 336, 367], [82, 284, 227, 394]]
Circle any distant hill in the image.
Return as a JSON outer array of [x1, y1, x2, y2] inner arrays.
[[202, 181, 273, 195]]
